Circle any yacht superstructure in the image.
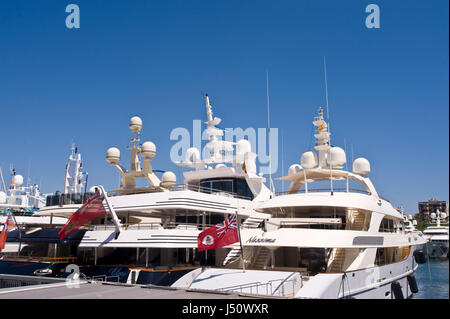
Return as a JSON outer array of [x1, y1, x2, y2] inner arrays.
[[69, 94, 272, 283], [0, 168, 46, 213], [423, 210, 449, 258], [0, 147, 89, 263], [35, 144, 92, 218], [174, 107, 428, 299]]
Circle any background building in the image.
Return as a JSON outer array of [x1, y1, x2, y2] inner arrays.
[[418, 199, 449, 220]]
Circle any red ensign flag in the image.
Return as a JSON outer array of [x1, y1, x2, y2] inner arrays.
[[197, 215, 239, 251], [0, 214, 15, 251], [58, 192, 107, 240]]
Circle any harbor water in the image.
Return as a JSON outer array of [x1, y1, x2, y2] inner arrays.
[[414, 258, 449, 299]]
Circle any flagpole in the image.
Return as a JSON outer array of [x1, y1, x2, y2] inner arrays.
[[98, 185, 121, 238], [235, 210, 245, 272]]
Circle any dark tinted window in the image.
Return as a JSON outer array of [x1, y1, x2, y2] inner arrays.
[[198, 178, 253, 200]]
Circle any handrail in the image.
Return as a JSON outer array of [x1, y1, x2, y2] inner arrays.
[[88, 221, 214, 231], [275, 187, 392, 203], [89, 275, 120, 282], [275, 187, 371, 196], [0, 255, 79, 262], [270, 274, 298, 296], [218, 277, 299, 297]]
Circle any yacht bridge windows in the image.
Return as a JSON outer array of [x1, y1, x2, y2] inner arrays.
[[189, 178, 254, 200], [45, 192, 95, 206]]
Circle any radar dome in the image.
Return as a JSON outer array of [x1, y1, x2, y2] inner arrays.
[[129, 116, 143, 132], [141, 141, 156, 158], [288, 164, 303, 176], [328, 147, 346, 167], [161, 171, 176, 188], [13, 175, 23, 186], [236, 139, 252, 155], [0, 191, 6, 204], [185, 147, 200, 163], [89, 186, 100, 194], [106, 147, 121, 164], [352, 158, 371, 175], [430, 212, 437, 219], [300, 151, 318, 169]]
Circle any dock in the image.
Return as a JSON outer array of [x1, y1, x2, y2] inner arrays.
[[0, 274, 276, 299]]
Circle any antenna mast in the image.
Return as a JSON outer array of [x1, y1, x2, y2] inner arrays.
[[324, 56, 333, 194], [266, 70, 274, 196]]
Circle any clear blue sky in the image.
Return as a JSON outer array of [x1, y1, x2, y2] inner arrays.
[[0, 0, 448, 214]]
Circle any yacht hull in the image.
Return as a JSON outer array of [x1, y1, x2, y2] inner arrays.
[[425, 241, 449, 259], [176, 248, 422, 299]]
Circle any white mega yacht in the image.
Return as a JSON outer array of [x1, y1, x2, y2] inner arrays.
[[423, 210, 449, 258], [173, 106, 428, 299], [0, 147, 87, 256], [64, 94, 273, 284], [35, 144, 93, 218], [0, 168, 46, 213]]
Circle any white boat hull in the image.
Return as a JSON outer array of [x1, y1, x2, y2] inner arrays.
[[175, 249, 421, 299]]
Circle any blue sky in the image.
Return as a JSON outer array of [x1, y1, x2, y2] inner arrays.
[[0, 0, 448, 214]]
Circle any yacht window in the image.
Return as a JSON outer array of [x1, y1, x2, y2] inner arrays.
[[46, 192, 95, 206], [197, 178, 253, 200], [379, 217, 395, 233]]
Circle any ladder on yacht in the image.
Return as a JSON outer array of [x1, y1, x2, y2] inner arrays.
[[250, 247, 272, 269], [328, 248, 346, 273], [222, 217, 266, 266], [350, 212, 367, 231]]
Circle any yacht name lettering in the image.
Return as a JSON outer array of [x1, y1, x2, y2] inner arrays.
[[246, 236, 276, 243], [182, 303, 216, 317]]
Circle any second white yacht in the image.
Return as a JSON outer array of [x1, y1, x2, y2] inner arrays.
[[423, 210, 449, 258], [173, 106, 428, 299]]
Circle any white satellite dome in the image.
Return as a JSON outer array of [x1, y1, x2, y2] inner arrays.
[[300, 151, 318, 169], [0, 191, 6, 204], [328, 147, 346, 167], [161, 171, 176, 188], [185, 147, 200, 163], [106, 147, 121, 164], [89, 186, 100, 194], [430, 212, 437, 219], [13, 174, 23, 186], [141, 141, 156, 158], [288, 164, 303, 176], [352, 157, 371, 175], [236, 139, 251, 155], [129, 116, 143, 132]]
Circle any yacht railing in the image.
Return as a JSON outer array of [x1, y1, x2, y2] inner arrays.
[[89, 275, 121, 283], [275, 187, 391, 203], [217, 277, 300, 297], [276, 187, 371, 196], [88, 222, 214, 231]]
